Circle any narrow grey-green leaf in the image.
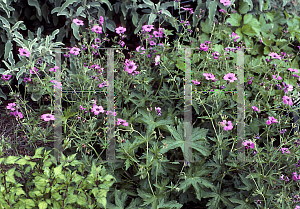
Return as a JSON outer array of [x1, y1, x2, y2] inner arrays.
[[132, 10, 139, 27], [0, 16, 10, 27], [75, 6, 85, 17], [17, 67, 26, 80], [4, 40, 13, 60], [134, 14, 149, 34], [11, 21, 24, 31], [142, 0, 154, 7], [28, 0, 41, 16], [42, 3, 50, 23], [0, 88, 7, 100], [99, 0, 112, 11], [12, 31, 23, 39], [148, 13, 157, 25], [121, 2, 127, 20], [71, 22, 80, 40], [106, 19, 116, 32], [59, 0, 77, 13]]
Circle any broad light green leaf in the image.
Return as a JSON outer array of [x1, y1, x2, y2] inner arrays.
[[226, 13, 242, 27], [207, 0, 218, 26], [240, 0, 253, 11], [243, 14, 253, 25], [6, 167, 16, 183], [54, 164, 63, 177], [242, 24, 258, 36], [200, 18, 211, 34], [4, 156, 20, 164], [263, 0, 270, 10], [77, 193, 88, 205], [213, 44, 224, 54], [38, 201, 48, 209], [239, 0, 250, 14], [28, 0, 41, 16]]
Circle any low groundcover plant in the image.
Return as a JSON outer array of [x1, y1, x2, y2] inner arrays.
[[0, 1, 300, 208]]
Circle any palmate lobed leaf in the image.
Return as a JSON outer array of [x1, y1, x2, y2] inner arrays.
[[160, 121, 210, 157]]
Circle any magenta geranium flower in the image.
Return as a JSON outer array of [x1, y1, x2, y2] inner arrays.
[[224, 73, 237, 83], [91, 105, 105, 115], [142, 24, 154, 32], [220, 120, 233, 131], [2, 75, 12, 81], [136, 46, 146, 54], [19, 48, 31, 57], [242, 140, 255, 149], [269, 52, 281, 60], [220, 0, 231, 6], [41, 113, 55, 121], [70, 47, 81, 55], [115, 26, 126, 34], [116, 118, 128, 126], [124, 60, 138, 74], [10, 110, 23, 119], [283, 95, 293, 106], [99, 16, 104, 25], [199, 43, 208, 51], [91, 25, 102, 34], [73, 18, 84, 26], [49, 66, 59, 72], [251, 106, 259, 112], [287, 68, 299, 73], [266, 116, 278, 125], [192, 79, 201, 85]]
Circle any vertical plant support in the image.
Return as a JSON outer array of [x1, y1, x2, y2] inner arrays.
[[184, 47, 193, 164], [54, 48, 62, 162], [236, 48, 246, 162], [54, 47, 122, 163], [179, 47, 248, 164], [106, 48, 116, 162]]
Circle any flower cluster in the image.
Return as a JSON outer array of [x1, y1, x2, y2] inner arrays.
[[6, 102, 23, 119], [220, 120, 233, 131], [220, 0, 231, 6], [266, 116, 278, 125], [155, 107, 162, 116]]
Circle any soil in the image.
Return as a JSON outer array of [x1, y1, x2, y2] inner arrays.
[[0, 85, 55, 182]]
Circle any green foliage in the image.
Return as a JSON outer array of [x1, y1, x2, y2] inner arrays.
[[0, 147, 115, 208], [1, 0, 300, 208]]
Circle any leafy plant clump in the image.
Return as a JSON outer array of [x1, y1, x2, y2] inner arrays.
[[0, 0, 300, 208], [0, 147, 115, 208]]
